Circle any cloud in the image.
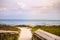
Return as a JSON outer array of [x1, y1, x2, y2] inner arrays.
[[31, 0, 60, 9], [0, 0, 27, 11], [17, 2, 26, 9], [0, 0, 60, 20], [0, 8, 6, 11], [0, 0, 59, 11]]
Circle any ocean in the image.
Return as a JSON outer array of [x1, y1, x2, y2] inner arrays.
[[0, 19, 60, 25]]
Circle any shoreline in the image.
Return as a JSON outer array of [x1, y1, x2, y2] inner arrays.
[[0, 23, 60, 26]]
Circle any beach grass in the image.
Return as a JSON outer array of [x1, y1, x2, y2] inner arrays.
[[0, 24, 20, 40], [31, 25, 60, 36], [0, 33, 19, 40], [0, 24, 20, 31]]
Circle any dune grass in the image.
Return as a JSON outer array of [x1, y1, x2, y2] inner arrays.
[[0, 33, 19, 40], [0, 24, 20, 31], [31, 25, 60, 36], [0, 24, 20, 40]]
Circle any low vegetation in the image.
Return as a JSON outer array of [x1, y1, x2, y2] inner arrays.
[[0, 24, 20, 31], [31, 25, 60, 36], [0, 33, 19, 40], [0, 24, 20, 40], [15, 25, 32, 28], [0, 24, 60, 40]]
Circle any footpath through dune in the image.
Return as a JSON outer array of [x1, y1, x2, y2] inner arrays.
[[18, 27, 32, 40]]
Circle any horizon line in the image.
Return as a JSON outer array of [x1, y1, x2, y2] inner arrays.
[[0, 19, 60, 21]]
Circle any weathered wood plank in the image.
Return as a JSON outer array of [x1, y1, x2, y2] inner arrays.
[[33, 29, 60, 40], [0, 30, 18, 34]]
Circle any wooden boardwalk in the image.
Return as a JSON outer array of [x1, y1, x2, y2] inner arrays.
[[0, 30, 18, 34], [33, 29, 60, 40]]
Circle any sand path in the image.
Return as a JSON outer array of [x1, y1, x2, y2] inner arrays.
[[18, 27, 32, 40]]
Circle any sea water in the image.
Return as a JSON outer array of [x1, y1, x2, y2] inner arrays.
[[0, 19, 60, 25]]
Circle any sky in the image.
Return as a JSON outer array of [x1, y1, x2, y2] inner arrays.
[[0, 0, 60, 20]]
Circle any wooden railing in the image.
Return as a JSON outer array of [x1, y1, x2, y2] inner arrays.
[[0, 30, 19, 34], [32, 29, 60, 40]]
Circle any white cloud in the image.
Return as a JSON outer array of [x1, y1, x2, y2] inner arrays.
[[0, 0, 60, 20], [0, 0, 59, 11], [17, 2, 26, 9], [0, 8, 6, 11], [31, 0, 60, 9]]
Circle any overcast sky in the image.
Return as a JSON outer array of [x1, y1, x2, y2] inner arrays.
[[0, 0, 60, 20]]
